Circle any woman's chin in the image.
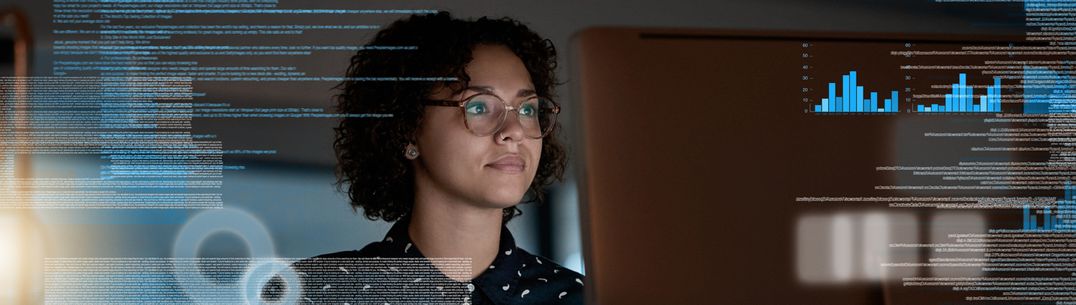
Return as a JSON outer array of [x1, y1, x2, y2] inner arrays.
[[479, 189, 528, 209]]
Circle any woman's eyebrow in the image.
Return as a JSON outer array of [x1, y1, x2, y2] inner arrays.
[[466, 85, 537, 97]]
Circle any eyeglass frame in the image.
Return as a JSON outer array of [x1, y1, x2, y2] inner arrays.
[[421, 92, 561, 139]]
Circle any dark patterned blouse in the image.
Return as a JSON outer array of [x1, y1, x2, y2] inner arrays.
[[278, 216, 585, 305]]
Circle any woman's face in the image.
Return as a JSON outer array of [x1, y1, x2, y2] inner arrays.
[[412, 44, 543, 210]]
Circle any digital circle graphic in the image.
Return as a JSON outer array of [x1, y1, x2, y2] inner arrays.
[[241, 258, 301, 305], [172, 207, 279, 304]]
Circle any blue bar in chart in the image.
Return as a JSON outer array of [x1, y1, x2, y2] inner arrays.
[[917, 73, 1001, 113], [1023, 181, 1076, 231], [812, 70, 899, 113]]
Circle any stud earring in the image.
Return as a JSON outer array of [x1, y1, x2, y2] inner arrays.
[[405, 144, 419, 160]]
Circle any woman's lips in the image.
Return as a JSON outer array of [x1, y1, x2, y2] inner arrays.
[[486, 155, 525, 173]]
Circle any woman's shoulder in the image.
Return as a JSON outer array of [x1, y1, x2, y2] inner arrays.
[[501, 247, 586, 303], [286, 241, 402, 291], [284, 242, 470, 304], [514, 247, 585, 279]]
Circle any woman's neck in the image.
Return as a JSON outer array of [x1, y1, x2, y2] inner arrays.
[[408, 194, 504, 281]]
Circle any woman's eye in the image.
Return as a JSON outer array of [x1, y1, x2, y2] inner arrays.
[[465, 102, 488, 115], [519, 104, 537, 117]]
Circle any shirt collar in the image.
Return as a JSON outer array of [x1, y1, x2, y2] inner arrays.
[[379, 216, 426, 258]]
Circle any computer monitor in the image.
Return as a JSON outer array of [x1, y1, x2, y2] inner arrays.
[[572, 27, 1036, 305]]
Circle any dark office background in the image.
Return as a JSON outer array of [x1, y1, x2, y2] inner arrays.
[[0, 1, 1028, 300]]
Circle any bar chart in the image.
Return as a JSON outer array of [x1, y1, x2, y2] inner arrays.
[[812, 70, 899, 113], [916, 73, 1001, 113], [1023, 181, 1076, 231]]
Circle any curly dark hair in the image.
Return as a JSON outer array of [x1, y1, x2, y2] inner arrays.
[[332, 12, 566, 223]]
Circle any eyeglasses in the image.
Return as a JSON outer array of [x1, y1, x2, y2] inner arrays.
[[422, 93, 561, 139]]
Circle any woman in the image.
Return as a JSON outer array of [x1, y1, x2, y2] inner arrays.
[[280, 12, 583, 305]]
